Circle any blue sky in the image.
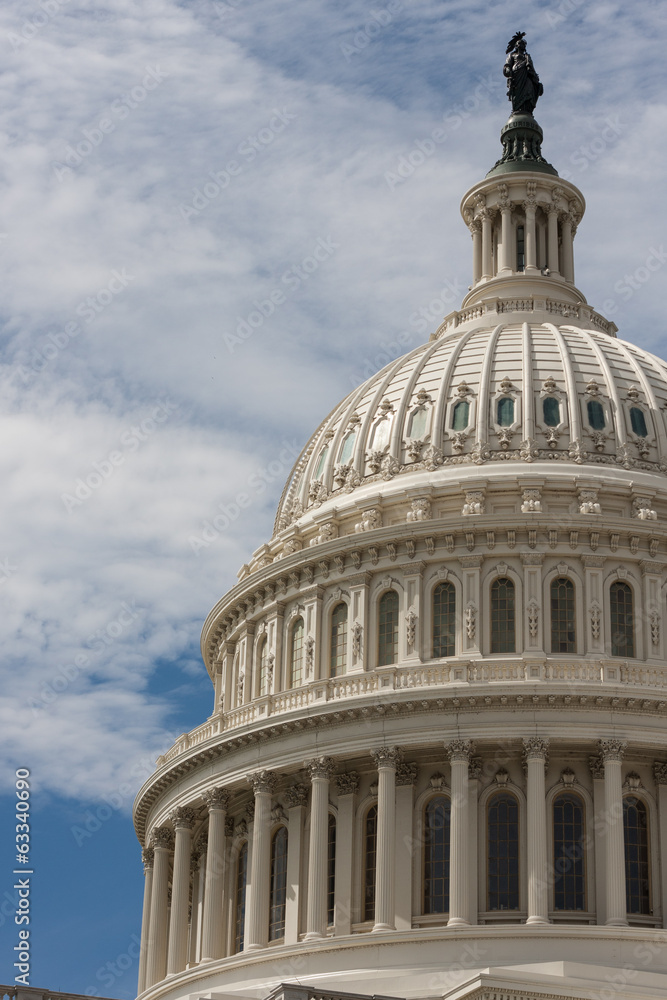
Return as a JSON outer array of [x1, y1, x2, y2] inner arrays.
[[1, 0, 667, 994]]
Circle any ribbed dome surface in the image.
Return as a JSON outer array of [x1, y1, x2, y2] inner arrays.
[[276, 322, 667, 534]]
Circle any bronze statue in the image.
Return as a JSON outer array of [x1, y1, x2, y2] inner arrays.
[[504, 31, 543, 115]]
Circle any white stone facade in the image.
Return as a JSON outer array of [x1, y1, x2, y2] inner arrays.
[[133, 128, 667, 1000]]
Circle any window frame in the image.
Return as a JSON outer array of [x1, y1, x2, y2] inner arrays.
[[485, 789, 521, 913], [289, 616, 305, 687], [550, 577, 576, 655], [490, 576, 517, 654], [377, 589, 399, 667], [232, 840, 248, 954], [609, 580, 635, 658], [422, 793, 451, 917], [551, 790, 587, 913], [268, 825, 288, 941], [623, 795, 651, 917], [432, 580, 456, 658], [329, 601, 348, 678]]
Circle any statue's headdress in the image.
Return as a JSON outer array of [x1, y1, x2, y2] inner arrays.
[[506, 31, 526, 54]]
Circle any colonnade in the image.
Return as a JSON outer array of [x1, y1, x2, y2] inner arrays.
[[469, 203, 576, 285], [138, 736, 644, 992]]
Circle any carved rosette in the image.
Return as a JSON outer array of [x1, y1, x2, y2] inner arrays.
[[653, 762, 667, 785], [445, 739, 474, 763], [248, 770, 278, 795], [335, 772, 360, 796], [522, 736, 550, 764], [370, 746, 403, 769], [598, 738, 627, 763], [285, 783, 309, 808], [169, 806, 197, 831], [151, 826, 174, 850], [203, 787, 230, 811], [395, 762, 418, 786], [142, 847, 154, 871], [306, 756, 336, 780]]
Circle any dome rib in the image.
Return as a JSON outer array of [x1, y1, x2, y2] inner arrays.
[[431, 325, 481, 453], [545, 322, 583, 444], [613, 337, 667, 461], [522, 322, 534, 445], [474, 323, 505, 448], [389, 332, 445, 460], [585, 329, 629, 455]]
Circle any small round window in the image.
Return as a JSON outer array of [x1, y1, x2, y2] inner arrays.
[[630, 407, 648, 437], [497, 398, 514, 427], [452, 400, 470, 431], [587, 400, 605, 430], [543, 396, 560, 427]]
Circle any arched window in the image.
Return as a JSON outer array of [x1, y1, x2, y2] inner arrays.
[[553, 792, 586, 910], [327, 813, 336, 926], [338, 430, 356, 465], [551, 578, 575, 653], [258, 636, 269, 696], [543, 396, 560, 426], [433, 582, 455, 658], [610, 582, 634, 657], [269, 826, 288, 940], [587, 399, 605, 430], [234, 842, 248, 953], [487, 792, 519, 911], [630, 407, 648, 437], [363, 804, 378, 922], [497, 398, 515, 426], [491, 577, 516, 653], [452, 400, 469, 431], [330, 602, 347, 677], [624, 797, 650, 914], [516, 224, 525, 272], [423, 795, 451, 914], [378, 590, 399, 666], [290, 617, 304, 686]]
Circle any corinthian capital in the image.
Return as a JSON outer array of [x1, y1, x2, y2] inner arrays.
[[335, 772, 359, 796], [445, 739, 474, 763], [169, 806, 197, 831], [305, 756, 336, 780], [598, 738, 627, 763], [203, 787, 230, 811], [370, 746, 403, 769], [248, 769, 278, 795], [522, 736, 550, 762], [151, 825, 174, 850], [141, 847, 154, 871]]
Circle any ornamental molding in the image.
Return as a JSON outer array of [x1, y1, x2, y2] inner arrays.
[[203, 787, 230, 811], [588, 755, 605, 780], [623, 771, 642, 791], [396, 761, 418, 786], [151, 826, 174, 850], [598, 738, 627, 762], [285, 783, 309, 808], [141, 847, 154, 870], [589, 601, 601, 640], [521, 488, 542, 513], [354, 508, 382, 533], [527, 599, 539, 638], [653, 762, 667, 785], [169, 806, 197, 831], [522, 736, 550, 763], [305, 756, 336, 780], [371, 745, 403, 769], [465, 603, 477, 640], [248, 769, 278, 795], [407, 498, 432, 522], [559, 767, 577, 785], [406, 608, 418, 647], [335, 771, 360, 796], [493, 768, 510, 786], [462, 489, 485, 515], [429, 772, 446, 790], [352, 620, 363, 658], [445, 738, 474, 763], [520, 553, 544, 566]]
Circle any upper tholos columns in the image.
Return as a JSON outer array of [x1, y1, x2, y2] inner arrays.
[[523, 737, 550, 925], [600, 739, 628, 927], [167, 807, 197, 975], [371, 746, 402, 931], [304, 756, 335, 941], [200, 787, 230, 962], [446, 739, 473, 927], [245, 770, 277, 950]]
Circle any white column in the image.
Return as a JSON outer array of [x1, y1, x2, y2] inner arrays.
[[188, 848, 200, 967], [524, 201, 537, 272], [470, 221, 482, 284], [245, 770, 276, 950], [523, 737, 550, 925], [590, 755, 607, 924], [395, 763, 416, 930], [371, 747, 401, 931], [334, 773, 358, 935], [654, 763, 667, 928], [167, 807, 197, 975], [499, 207, 512, 272], [145, 827, 173, 988], [305, 757, 335, 940], [468, 759, 480, 924], [547, 208, 560, 274], [192, 839, 207, 964], [200, 788, 229, 962], [137, 848, 154, 993], [561, 212, 574, 282], [481, 211, 493, 280], [285, 783, 308, 943], [600, 739, 628, 926], [446, 740, 473, 927]]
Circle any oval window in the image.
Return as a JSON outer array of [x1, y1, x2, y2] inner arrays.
[[497, 398, 514, 427], [370, 419, 391, 451], [409, 407, 429, 439], [630, 407, 648, 437], [314, 445, 329, 480], [338, 431, 356, 464], [451, 400, 470, 431], [543, 396, 560, 427], [587, 400, 605, 430]]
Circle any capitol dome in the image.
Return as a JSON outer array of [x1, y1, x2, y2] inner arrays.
[[134, 40, 667, 1000]]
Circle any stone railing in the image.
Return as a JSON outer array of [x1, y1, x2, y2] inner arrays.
[[155, 657, 667, 767]]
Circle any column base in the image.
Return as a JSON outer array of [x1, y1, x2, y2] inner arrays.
[[303, 931, 325, 942], [447, 916, 471, 928], [605, 917, 629, 927], [525, 915, 550, 925], [244, 942, 265, 952], [372, 922, 395, 932]]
